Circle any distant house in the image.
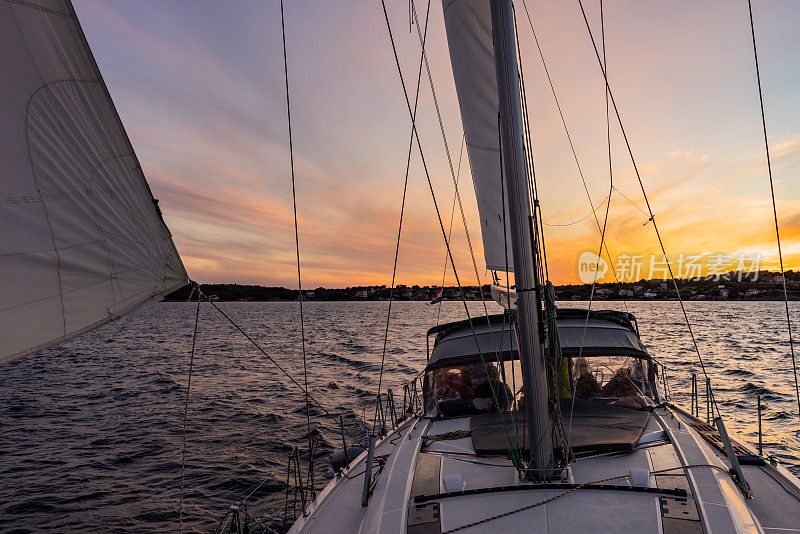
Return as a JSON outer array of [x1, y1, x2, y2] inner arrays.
[[719, 289, 729, 299], [595, 288, 612, 295], [305, 290, 315, 299], [619, 289, 634, 297], [208, 294, 220, 302], [643, 292, 657, 298], [354, 290, 368, 299], [745, 288, 760, 297]]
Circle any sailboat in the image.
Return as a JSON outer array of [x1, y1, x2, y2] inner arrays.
[[281, 1, 800, 533], [3, 1, 800, 533]]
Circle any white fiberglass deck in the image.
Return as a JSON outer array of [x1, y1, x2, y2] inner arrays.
[[288, 403, 800, 533]]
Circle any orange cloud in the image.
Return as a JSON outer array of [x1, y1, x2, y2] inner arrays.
[[73, 0, 800, 288]]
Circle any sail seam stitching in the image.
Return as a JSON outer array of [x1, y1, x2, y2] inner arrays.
[[4, 0, 70, 18], [0, 196, 42, 203]]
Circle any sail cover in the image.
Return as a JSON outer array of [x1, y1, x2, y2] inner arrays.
[[0, 0, 188, 365], [442, 0, 514, 271]]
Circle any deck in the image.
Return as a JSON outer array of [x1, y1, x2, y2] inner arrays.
[[289, 404, 800, 533]]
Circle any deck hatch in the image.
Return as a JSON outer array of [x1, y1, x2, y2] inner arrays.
[[408, 502, 441, 534], [411, 453, 442, 498], [648, 444, 691, 494], [660, 497, 701, 534], [660, 497, 699, 521]]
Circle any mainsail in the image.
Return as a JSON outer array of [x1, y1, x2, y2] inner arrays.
[[442, 0, 514, 271], [0, 0, 188, 365]]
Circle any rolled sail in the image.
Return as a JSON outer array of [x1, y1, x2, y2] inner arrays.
[[0, 0, 188, 365], [442, 0, 513, 271]]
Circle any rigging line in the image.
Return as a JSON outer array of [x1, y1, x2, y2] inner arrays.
[[474, 114, 523, 451], [512, 7, 561, 456], [522, 0, 616, 278], [412, 3, 520, 436], [519, 0, 628, 311], [748, 0, 800, 421], [408, 19, 514, 444], [380, 0, 521, 461], [372, 0, 433, 436], [575, 0, 717, 415], [198, 292, 358, 440], [239, 506, 280, 534], [542, 194, 610, 227], [517, 49, 548, 298], [436, 133, 466, 327], [512, 4, 548, 283], [409, 2, 494, 316], [570, 0, 615, 447], [409, 11, 518, 448], [213, 510, 234, 534], [612, 185, 649, 217], [440, 463, 736, 534], [178, 288, 201, 534], [601, 0, 614, 264], [499, 115, 522, 449], [280, 0, 314, 475], [440, 472, 630, 534], [241, 463, 285, 504], [514, 4, 575, 461]]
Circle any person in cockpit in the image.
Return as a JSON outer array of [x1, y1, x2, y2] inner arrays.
[[472, 364, 513, 411]]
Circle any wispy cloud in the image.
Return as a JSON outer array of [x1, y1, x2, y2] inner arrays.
[[73, 0, 800, 286]]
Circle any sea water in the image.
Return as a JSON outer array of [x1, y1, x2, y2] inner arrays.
[[1, 300, 799, 532]]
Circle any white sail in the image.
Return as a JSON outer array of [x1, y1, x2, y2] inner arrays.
[[0, 0, 188, 365], [442, 0, 514, 271]]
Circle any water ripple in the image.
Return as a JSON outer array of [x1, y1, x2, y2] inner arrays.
[[1, 300, 799, 532]]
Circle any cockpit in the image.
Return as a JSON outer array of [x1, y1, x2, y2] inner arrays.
[[431, 363, 513, 417], [422, 310, 658, 419]]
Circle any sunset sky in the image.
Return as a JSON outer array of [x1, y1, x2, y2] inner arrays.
[[73, 0, 800, 288]]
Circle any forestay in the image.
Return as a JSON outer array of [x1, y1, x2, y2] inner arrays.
[[442, 0, 514, 271], [0, 0, 187, 365]]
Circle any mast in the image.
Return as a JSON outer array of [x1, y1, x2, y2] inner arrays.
[[490, 0, 555, 478]]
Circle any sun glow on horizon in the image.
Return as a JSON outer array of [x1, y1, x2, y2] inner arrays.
[[74, 0, 800, 288]]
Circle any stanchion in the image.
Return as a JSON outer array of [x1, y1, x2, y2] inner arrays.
[[757, 394, 763, 456]]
